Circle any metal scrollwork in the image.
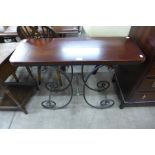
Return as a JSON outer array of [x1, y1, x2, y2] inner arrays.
[[81, 65, 114, 109], [41, 65, 73, 109]]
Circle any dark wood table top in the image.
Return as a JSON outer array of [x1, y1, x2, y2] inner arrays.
[[9, 37, 145, 66], [0, 43, 18, 65]]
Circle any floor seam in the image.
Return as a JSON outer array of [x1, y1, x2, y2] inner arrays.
[[8, 112, 16, 129]]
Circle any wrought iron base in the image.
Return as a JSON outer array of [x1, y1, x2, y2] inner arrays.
[[100, 99, 114, 108], [41, 65, 114, 110], [41, 65, 73, 109], [41, 100, 56, 109], [82, 65, 115, 109]]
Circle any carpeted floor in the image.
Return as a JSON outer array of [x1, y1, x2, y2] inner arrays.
[[1, 65, 155, 129]]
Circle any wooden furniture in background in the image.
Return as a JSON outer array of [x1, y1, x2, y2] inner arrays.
[[0, 26, 18, 43], [0, 26, 83, 43], [17, 26, 57, 39], [51, 26, 82, 37], [114, 26, 155, 108], [0, 43, 35, 114]]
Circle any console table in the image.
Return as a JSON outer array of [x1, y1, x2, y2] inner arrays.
[[10, 37, 145, 109]]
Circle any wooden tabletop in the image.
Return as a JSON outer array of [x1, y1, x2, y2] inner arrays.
[[9, 37, 145, 66], [0, 43, 18, 65]]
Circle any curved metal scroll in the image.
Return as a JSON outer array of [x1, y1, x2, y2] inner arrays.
[[41, 65, 73, 109], [81, 65, 114, 109]]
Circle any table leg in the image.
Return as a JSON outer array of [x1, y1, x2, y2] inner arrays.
[[81, 65, 114, 109], [41, 65, 73, 109], [0, 81, 28, 114], [56, 67, 63, 87]]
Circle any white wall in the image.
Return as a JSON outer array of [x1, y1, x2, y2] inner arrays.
[[83, 26, 131, 37]]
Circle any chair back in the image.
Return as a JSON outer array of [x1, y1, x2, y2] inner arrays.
[[17, 26, 56, 39], [39, 26, 56, 38], [17, 26, 38, 39]]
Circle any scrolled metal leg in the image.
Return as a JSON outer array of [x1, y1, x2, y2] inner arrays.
[[41, 91, 56, 109], [81, 65, 114, 109], [56, 67, 63, 87], [41, 65, 73, 109]]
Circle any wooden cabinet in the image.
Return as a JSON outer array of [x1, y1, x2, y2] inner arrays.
[[114, 64, 155, 108], [114, 26, 155, 108]]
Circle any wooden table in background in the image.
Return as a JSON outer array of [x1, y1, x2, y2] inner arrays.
[[0, 26, 18, 43], [0, 42, 35, 114], [51, 26, 81, 37]]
